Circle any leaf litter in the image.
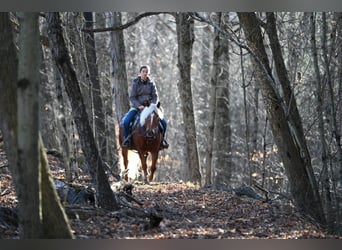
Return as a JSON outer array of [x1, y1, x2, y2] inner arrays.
[[0, 151, 341, 239]]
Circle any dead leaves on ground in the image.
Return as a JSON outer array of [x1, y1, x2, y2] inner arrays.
[[67, 182, 338, 239], [1, 153, 341, 239]]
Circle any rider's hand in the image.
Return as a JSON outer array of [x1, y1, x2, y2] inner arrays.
[[138, 105, 144, 110]]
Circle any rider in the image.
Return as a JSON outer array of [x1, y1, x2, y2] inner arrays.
[[122, 65, 169, 149]]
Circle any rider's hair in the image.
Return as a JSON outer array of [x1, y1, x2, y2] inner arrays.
[[140, 65, 149, 73]]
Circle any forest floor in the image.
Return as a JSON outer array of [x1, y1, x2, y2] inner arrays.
[[1, 149, 342, 239]]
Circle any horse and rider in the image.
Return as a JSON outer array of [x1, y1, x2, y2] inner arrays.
[[121, 65, 169, 150], [119, 65, 168, 182]]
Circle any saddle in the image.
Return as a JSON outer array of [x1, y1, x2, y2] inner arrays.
[[119, 112, 140, 129], [120, 111, 164, 135]]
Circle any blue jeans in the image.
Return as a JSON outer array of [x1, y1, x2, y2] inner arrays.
[[123, 108, 167, 139], [159, 118, 167, 138], [123, 108, 138, 139]]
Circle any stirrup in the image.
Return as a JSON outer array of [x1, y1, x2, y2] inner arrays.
[[161, 140, 169, 149], [122, 137, 131, 148]]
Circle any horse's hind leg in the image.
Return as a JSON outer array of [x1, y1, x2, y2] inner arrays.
[[139, 152, 149, 184], [149, 152, 159, 182]]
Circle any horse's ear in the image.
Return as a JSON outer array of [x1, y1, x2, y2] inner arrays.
[[157, 101, 161, 108]]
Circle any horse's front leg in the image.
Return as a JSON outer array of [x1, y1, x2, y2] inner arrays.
[[122, 148, 129, 181], [149, 152, 159, 182], [138, 152, 149, 184]]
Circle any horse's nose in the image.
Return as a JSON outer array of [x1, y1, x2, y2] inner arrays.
[[146, 130, 155, 138]]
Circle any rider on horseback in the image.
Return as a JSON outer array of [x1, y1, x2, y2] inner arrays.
[[122, 65, 169, 149]]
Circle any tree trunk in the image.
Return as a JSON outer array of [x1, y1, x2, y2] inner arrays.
[[84, 12, 107, 162], [17, 12, 42, 238], [312, 12, 335, 230], [322, 13, 342, 219], [47, 12, 118, 211], [109, 12, 130, 122], [95, 12, 119, 176], [336, 12, 342, 194], [265, 13, 320, 198], [206, 13, 232, 185], [175, 13, 202, 185], [39, 134, 74, 238], [0, 12, 19, 184], [1, 13, 74, 238], [238, 12, 325, 224], [205, 13, 219, 185], [240, 45, 252, 185]]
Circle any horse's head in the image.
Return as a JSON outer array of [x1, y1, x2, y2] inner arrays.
[[140, 103, 164, 137]]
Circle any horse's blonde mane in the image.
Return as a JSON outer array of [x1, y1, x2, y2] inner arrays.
[[140, 103, 164, 126]]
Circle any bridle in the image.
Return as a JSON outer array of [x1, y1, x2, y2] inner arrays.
[[144, 110, 160, 140]]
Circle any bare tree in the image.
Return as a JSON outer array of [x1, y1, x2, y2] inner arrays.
[[47, 12, 118, 211], [109, 12, 130, 122], [175, 12, 202, 185], [17, 12, 74, 238], [206, 13, 232, 185], [83, 12, 107, 162], [238, 12, 325, 224]]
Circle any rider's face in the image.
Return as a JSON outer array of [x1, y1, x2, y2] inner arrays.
[[140, 69, 148, 80]]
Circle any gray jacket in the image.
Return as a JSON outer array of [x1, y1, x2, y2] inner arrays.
[[129, 76, 158, 109]]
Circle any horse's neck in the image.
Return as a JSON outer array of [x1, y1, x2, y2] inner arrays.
[[140, 105, 155, 126]]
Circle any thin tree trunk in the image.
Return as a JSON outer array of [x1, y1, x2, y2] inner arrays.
[[205, 13, 220, 186], [47, 12, 118, 211], [323, 13, 342, 212], [336, 12, 342, 198], [212, 13, 232, 185], [251, 81, 260, 179], [0, 12, 19, 184], [109, 12, 130, 122], [17, 12, 41, 238], [95, 12, 119, 176], [40, 134, 74, 238], [318, 12, 336, 230], [54, 63, 73, 182], [84, 12, 107, 162], [176, 12, 202, 185], [240, 46, 252, 184]]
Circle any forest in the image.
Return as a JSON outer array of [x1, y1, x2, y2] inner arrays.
[[0, 12, 342, 239]]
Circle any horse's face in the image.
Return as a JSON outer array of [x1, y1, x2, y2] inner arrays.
[[144, 111, 160, 138]]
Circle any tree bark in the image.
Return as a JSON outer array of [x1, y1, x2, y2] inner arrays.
[[0, 12, 19, 184], [17, 12, 41, 238], [175, 13, 202, 185], [206, 13, 232, 185], [1, 12, 74, 239], [46, 12, 118, 211], [312, 12, 335, 230], [84, 12, 107, 162], [265, 13, 319, 198], [40, 134, 74, 238], [109, 12, 130, 122], [238, 12, 325, 224]]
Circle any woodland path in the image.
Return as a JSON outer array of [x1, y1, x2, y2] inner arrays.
[[0, 150, 341, 239]]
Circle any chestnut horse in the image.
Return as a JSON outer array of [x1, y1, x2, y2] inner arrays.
[[119, 103, 164, 183]]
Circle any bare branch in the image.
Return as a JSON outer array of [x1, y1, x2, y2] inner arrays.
[[82, 12, 172, 33]]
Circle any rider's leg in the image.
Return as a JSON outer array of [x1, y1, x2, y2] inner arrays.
[[160, 118, 169, 149], [123, 109, 138, 147]]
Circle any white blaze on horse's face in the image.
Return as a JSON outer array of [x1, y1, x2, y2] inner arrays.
[[139, 103, 164, 127], [150, 112, 154, 127]]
